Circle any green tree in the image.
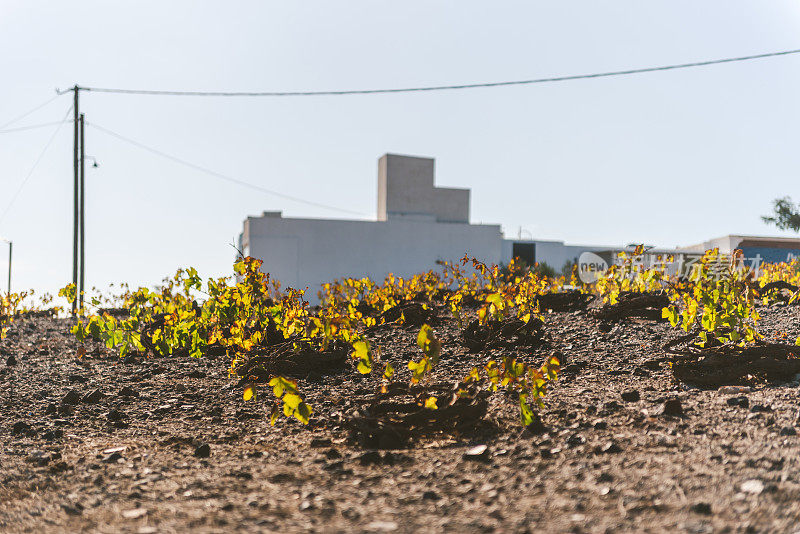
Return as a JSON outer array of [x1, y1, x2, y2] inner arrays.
[[762, 197, 800, 232]]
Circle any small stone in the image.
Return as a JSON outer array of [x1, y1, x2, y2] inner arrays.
[[717, 385, 751, 394], [325, 448, 342, 460], [107, 409, 125, 422], [422, 490, 440, 501], [119, 386, 139, 398], [691, 502, 712, 515], [102, 452, 123, 463], [659, 398, 684, 417], [27, 450, 52, 466], [81, 389, 103, 404], [43, 429, 63, 441], [122, 508, 148, 519], [310, 437, 332, 448], [780, 426, 797, 436], [5, 354, 16, 366], [61, 503, 83, 516], [365, 521, 398, 532], [464, 444, 489, 461], [726, 396, 749, 408], [194, 443, 211, 458], [11, 421, 31, 435], [600, 441, 622, 454], [359, 451, 382, 465], [621, 390, 640, 402], [741, 479, 764, 495], [593, 419, 608, 430], [62, 390, 81, 405], [750, 403, 772, 413], [566, 433, 585, 447], [597, 472, 614, 482]]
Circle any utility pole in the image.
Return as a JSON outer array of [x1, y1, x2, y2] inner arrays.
[[72, 85, 80, 315], [2, 239, 10, 295], [79, 113, 85, 312]]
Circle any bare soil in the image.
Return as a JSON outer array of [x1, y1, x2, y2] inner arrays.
[[2, 301, 800, 533]]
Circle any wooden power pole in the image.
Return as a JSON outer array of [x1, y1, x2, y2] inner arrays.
[[72, 85, 79, 315], [79, 113, 85, 312]]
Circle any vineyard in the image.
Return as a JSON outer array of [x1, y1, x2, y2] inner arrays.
[[3, 249, 800, 532]]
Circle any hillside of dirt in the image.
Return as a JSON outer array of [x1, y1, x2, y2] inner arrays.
[[2, 301, 800, 533]]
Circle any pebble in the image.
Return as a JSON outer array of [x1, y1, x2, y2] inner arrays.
[[464, 444, 489, 461], [599, 441, 622, 454], [780, 426, 797, 436], [6, 354, 16, 366], [718, 385, 751, 394], [365, 521, 398, 532], [62, 390, 81, 405], [82, 389, 103, 404], [61, 503, 83, 516], [102, 452, 123, 463], [11, 421, 31, 435], [566, 433, 585, 447], [621, 390, 640, 402], [359, 451, 383, 465], [194, 443, 211, 458], [122, 508, 148, 519], [310, 437, 332, 448], [726, 396, 749, 408], [691, 502, 712, 515], [119, 386, 139, 398], [659, 398, 684, 417], [593, 419, 608, 430], [741, 479, 764, 495]]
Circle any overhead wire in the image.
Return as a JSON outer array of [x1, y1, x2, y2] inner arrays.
[[0, 120, 73, 134], [72, 48, 800, 97], [85, 121, 368, 216], [0, 105, 74, 226], [0, 93, 63, 129]]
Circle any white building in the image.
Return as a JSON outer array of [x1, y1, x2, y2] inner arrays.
[[684, 235, 800, 263], [240, 154, 616, 293]]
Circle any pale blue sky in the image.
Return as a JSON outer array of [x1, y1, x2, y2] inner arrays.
[[2, 1, 800, 295]]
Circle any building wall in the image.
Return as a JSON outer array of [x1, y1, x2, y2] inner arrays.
[[500, 239, 616, 273], [684, 235, 800, 263], [242, 215, 502, 296], [377, 154, 469, 223]]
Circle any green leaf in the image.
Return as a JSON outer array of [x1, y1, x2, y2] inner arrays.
[[519, 394, 534, 426], [383, 362, 395, 380], [417, 324, 433, 351]]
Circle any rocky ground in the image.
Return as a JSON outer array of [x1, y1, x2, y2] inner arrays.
[[2, 302, 800, 533]]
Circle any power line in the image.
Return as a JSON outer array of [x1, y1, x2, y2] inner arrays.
[[0, 120, 72, 134], [71, 48, 800, 97], [0, 93, 63, 129], [0, 105, 74, 226], [86, 121, 368, 216]]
